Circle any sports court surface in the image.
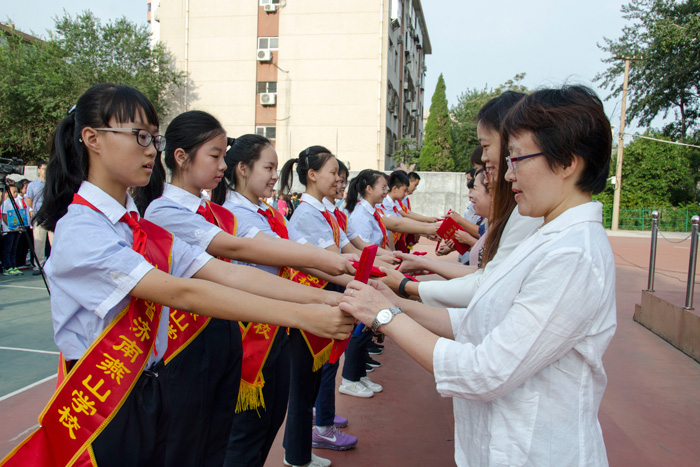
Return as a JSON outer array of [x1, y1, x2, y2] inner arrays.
[[1, 233, 699, 466]]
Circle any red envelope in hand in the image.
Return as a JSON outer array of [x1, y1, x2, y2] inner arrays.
[[436, 217, 471, 255], [329, 245, 378, 363], [350, 260, 386, 277]]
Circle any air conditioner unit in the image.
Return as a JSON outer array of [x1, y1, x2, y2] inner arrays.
[[403, 82, 409, 90], [257, 49, 272, 61], [260, 92, 277, 106], [264, 4, 278, 12]]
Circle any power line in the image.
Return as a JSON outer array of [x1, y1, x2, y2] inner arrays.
[[626, 133, 700, 149]]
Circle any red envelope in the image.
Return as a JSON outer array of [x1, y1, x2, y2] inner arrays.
[[329, 245, 378, 363], [436, 217, 471, 255]]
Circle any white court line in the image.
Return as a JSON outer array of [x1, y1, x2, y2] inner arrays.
[[0, 374, 57, 403], [0, 346, 60, 355], [0, 284, 46, 290]]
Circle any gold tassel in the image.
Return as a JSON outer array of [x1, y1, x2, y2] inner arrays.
[[311, 345, 332, 372], [235, 375, 266, 413]]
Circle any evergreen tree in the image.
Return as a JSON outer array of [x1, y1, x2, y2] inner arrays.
[[419, 74, 453, 171]]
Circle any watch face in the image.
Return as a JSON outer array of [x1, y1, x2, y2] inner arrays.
[[377, 309, 393, 324]]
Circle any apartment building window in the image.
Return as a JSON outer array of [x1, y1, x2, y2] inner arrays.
[[258, 37, 279, 50], [256, 126, 276, 140], [259, 0, 280, 5], [256, 81, 278, 93]]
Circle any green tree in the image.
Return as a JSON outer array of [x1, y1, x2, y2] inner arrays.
[[607, 132, 699, 208], [450, 74, 528, 171], [419, 74, 453, 171], [0, 12, 184, 163], [391, 137, 420, 168], [596, 0, 700, 139]]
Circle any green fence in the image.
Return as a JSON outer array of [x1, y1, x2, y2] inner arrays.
[[602, 207, 700, 232]]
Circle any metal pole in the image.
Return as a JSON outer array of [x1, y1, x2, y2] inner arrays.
[[684, 216, 700, 310], [612, 58, 630, 231], [647, 211, 660, 292]]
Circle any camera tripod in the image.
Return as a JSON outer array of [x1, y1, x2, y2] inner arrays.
[[1, 174, 50, 294]]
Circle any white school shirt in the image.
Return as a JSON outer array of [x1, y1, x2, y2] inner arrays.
[[323, 197, 357, 240], [381, 195, 402, 218], [144, 183, 240, 251], [47, 181, 212, 367], [288, 193, 349, 249], [433, 202, 616, 467], [418, 207, 542, 308], [1, 197, 13, 232], [347, 198, 385, 247], [224, 190, 305, 275]]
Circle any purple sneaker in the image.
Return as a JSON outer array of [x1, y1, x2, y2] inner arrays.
[[312, 408, 348, 428], [312, 426, 358, 451]]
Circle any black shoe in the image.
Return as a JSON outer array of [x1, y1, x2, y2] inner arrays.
[[365, 363, 374, 373], [367, 342, 383, 355], [366, 356, 381, 368]]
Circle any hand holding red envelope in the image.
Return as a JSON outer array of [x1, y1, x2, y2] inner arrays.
[[329, 245, 378, 363]]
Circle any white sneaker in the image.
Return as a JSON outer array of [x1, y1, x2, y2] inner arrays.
[[339, 380, 374, 398], [283, 453, 331, 467], [360, 376, 383, 393]]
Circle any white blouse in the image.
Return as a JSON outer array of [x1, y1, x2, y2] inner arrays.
[[433, 202, 616, 466]]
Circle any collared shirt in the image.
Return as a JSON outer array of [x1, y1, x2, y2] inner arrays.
[[26, 177, 45, 213], [433, 202, 616, 467], [46, 181, 212, 366], [145, 183, 237, 251], [381, 195, 402, 218], [289, 193, 350, 249], [418, 207, 543, 308], [323, 197, 357, 240], [223, 190, 304, 275], [347, 198, 385, 247]]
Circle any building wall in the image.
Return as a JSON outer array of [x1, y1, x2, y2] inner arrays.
[[149, 0, 429, 172]]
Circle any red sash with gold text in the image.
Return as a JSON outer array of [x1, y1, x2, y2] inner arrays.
[[1, 195, 173, 467], [162, 201, 236, 364], [268, 201, 334, 370]]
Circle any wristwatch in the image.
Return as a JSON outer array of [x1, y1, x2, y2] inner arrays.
[[371, 307, 403, 332]]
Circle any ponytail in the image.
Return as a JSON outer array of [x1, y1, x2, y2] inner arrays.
[[36, 83, 159, 231], [345, 169, 383, 213], [279, 145, 335, 195]]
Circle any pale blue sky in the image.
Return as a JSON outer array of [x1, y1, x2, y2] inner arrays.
[[3, 0, 655, 134]]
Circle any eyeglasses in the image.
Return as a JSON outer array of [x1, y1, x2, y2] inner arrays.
[[94, 128, 166, 152], [505, 152, 543, 172]]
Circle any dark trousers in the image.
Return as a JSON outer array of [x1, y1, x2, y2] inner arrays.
[[283, 329, 323, 466], [15, 227, 32, 267], [314, 361, 339, 427], [341, 329, 372, 381], [91, 360, 165, 467], [225, 333, 290, 467], [157, 318, 242, 467], [2, 232, 19, 269]]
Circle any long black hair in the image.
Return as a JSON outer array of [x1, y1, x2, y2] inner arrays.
[[346, 169, 385, 213], [36, 83, 159, 231], [278, 145, 335, 194], [134, 110, 225, 214], [211, 134, 272, 205]]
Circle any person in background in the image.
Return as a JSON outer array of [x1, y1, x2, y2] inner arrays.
[[2, 180, 22, 276], [26, 160, 51, 275], [14, 179, 33, 268]]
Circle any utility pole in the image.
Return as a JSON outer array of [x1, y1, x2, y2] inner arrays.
[[611, 58, 630, 231]]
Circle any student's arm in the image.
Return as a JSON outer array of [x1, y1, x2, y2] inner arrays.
[[195, 258, 342, 306], [381, 216, 439, 236], [348, 236, 394, 257], [130, 266, 354, 340], [400, 210, 437, 223], [207, 231, 353, 276]]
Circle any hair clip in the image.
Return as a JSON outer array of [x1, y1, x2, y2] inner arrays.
[[68, 104, 77, 115]]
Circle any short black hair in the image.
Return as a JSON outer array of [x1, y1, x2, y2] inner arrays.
[[408, 171, 420, 181], [502, 85, 612, 194]]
